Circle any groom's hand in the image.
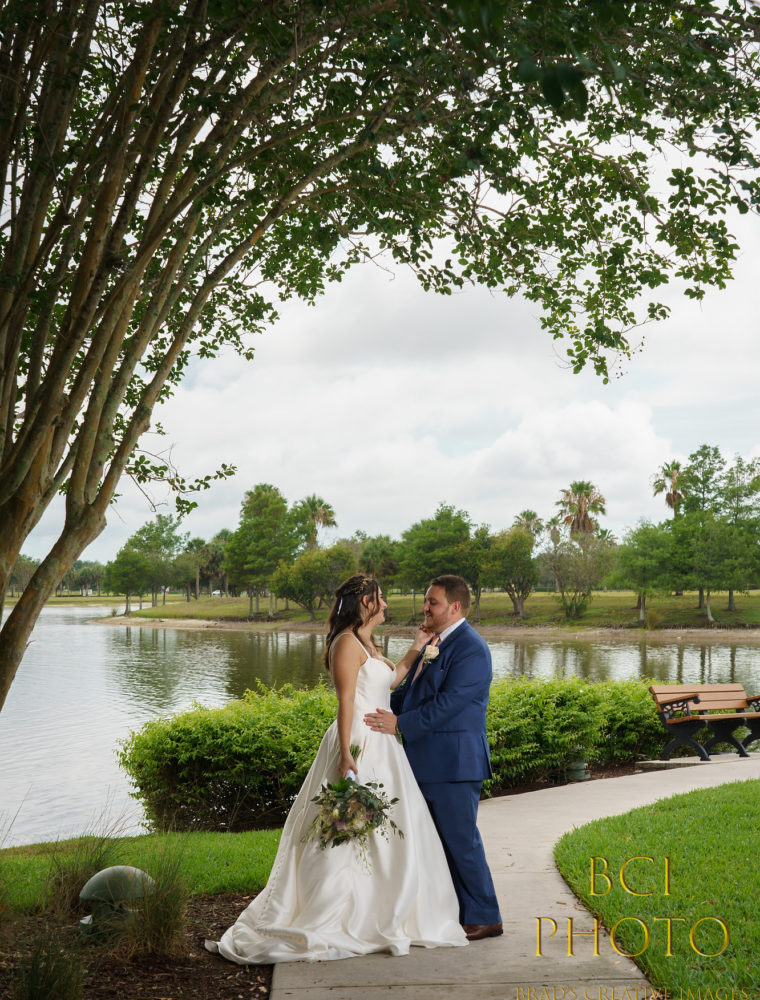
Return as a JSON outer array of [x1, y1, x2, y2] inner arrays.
[[364, 708, 398, 735]]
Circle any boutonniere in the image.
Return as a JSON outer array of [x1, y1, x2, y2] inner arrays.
[[422, 645, 440, 664]]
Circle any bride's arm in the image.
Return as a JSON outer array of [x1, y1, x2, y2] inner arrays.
[[331, 638, 362, 777], [391, 627, 436, 687]]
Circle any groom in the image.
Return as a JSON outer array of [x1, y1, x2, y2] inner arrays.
[[365, 574, 502, 941]]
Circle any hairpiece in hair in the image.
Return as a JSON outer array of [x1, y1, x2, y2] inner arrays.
[[337, 597, 343, 613]]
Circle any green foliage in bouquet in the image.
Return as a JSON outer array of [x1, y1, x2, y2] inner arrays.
[[304, 745, 403, 871], [306, 776, 400, 847]]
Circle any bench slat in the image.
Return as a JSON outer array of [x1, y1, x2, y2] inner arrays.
[[667, 712, 760, 724]]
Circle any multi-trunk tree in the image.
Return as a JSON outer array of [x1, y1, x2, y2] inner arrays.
[[2, 1, 760, 709]]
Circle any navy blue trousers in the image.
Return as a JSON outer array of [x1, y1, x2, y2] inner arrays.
[[417, 780, 501, 926]]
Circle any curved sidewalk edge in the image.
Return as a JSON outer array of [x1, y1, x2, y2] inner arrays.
[[271, 754, 760, 999]]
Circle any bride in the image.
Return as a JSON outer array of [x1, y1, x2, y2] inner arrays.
[[206, 574, 467, 963]]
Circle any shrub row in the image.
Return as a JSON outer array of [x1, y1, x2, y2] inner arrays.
[[119, 678, 666, 832], [485, 677, 663, 792]]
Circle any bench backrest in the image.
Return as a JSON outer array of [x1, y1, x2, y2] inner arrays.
[[649, 683, 749, 713]]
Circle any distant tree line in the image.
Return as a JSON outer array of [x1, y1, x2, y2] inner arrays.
[[11, 444, 760, 623]]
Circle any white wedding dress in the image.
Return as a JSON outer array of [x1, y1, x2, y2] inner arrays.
[[207, 636, 467, 963]]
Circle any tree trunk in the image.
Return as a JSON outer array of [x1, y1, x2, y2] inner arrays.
[[639, 592, 646, 624], [705, 590, 714, 623], [125, 593, 131, 614], [728, 589, 736, 611], [195, 566, 200, 601], [186, 584, 191, 601], [255, 592, 260, 613], [412, 589, 416, 618], [0, 509, 106, 712], [697, 587, 705, 610], [269, 592, 274, 616], [473, 586, 481, 623], [248, 589, 254, 618]]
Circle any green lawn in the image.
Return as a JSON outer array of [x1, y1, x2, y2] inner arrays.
[[0, 829, 281, 913], [554, 780, 760, 994]]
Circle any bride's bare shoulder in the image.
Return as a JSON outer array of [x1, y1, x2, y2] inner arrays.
[[328, 630, 364, 668]]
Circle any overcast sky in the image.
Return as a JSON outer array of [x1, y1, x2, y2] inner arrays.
[[24, 210, 760, 565]]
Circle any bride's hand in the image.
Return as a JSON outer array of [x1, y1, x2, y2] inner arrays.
[[339, 751, 358, 778], [412, 625, 436, 652]]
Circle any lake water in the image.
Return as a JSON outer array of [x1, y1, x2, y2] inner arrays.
[[2, 605, 760, 847]]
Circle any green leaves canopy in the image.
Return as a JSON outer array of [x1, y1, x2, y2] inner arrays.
[[224, 484, 299, 593], [398, 504, 472, 588]]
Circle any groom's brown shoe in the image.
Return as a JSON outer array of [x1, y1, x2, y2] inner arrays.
[[463, 922, 503, 941]]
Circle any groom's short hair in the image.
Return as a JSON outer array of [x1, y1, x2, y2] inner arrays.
[[430, 574, 471, 613]]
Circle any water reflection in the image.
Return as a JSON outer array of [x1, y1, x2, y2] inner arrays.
[[3, 606, 760, 847]]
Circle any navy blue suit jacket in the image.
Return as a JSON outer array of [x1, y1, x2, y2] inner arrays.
[[391, 620, 493, 784]]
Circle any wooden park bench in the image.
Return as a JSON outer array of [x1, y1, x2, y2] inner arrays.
[[649, 683, 760, 761]]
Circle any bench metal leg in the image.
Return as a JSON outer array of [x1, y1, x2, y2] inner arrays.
[[741, 719, 760, 750], [661, 731, 711, 762], [704, 719, 750, 758]]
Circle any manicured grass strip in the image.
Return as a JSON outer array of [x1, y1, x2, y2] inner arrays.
[[0, 829, 281, 913], [554, 780, 760, 993]]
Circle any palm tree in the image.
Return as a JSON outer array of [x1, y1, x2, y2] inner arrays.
[[556, 480, 607, 534], [652, 460, 686, 516], [294, 495, 337, 550], [512, 509, 544, 538]]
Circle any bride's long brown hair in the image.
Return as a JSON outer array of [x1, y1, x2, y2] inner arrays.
[[323, 574, 381, 670]]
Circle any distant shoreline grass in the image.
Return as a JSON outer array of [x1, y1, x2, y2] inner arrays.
[[20, 588, 760, 633]]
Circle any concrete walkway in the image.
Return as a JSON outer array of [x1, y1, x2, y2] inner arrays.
[[271, 754, 760, 999]]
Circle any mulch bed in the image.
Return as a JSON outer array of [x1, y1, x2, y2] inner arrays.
[[0, 892, 271, 1000]]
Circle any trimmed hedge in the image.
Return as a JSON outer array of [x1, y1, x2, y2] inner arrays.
[[119, 683, 337, 832], [119, 678, 666, 832], [485, 677, 663, 792]]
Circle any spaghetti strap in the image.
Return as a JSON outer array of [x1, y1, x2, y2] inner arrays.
[[329, 629, 372, 665]]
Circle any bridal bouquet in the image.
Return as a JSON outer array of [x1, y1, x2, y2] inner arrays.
[[304, 746, 403, 869]]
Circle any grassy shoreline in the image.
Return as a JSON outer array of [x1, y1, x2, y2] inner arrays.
[[12, 588, 760, 633], [75, 588, 760, 639]]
